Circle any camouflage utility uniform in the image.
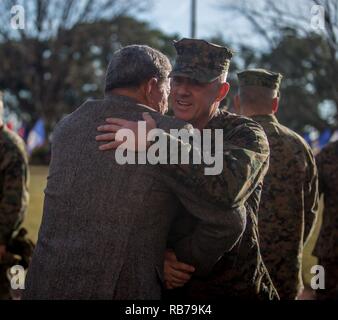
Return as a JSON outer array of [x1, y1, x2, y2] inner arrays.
[[164, 39, 278, 300], [314, 141, 338, 300], [0, 125, 29, 299], [165, 110, 278, 300], [237, 69, 319, 299], [253, 114, 318, 299]]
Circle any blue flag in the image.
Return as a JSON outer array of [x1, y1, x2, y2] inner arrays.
[[27, 119, 46, 154], [319, 129, 331, 149]]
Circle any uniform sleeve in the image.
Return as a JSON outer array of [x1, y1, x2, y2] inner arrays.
[[303, 149, 319, 245], [163, 174, 247, 276], [0, 153, 29, 244], [162, 122, 270, 208], [161, 122, 269, 276]]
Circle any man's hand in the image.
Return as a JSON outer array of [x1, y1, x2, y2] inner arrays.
[[96, 112, 157, 151], [164, 249, 195, 289], [0, 244, 6, 262]]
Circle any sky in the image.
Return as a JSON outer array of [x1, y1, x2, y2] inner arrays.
[[137, 0, 317, 52], [139, 0, 226, 39], [137, 0, 261, 50]]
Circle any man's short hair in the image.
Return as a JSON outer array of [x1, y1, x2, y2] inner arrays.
[[104, 45, 172, 92], [239, 86, 277, 112]]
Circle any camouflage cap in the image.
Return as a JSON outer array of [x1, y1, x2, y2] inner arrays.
[[170, 38, 233, 83], [237, 69, 283, 92]]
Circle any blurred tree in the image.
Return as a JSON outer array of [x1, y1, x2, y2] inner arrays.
[[0, 0, 178, 133], [257, 28, 336, 132], [219, 0, 338, 133], [206, 33, 240, 109]]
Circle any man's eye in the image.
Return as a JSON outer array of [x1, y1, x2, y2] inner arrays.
[[190, 79, 203, 86], [191, 81, 202, 87], [172, 79, 182, 85]]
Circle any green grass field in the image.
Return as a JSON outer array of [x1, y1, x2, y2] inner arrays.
[[23, 166, 48, 243], [24, 165, 323, 286]]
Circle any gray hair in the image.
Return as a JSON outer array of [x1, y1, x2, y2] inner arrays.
[[104, 45, 172, 92]]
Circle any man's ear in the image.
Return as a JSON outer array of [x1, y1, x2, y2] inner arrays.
[[145, 78, 158, 99], [272, 97, 279, 114], [216, 82, 230, 102], [234, 94, 241, 114], [140, 78, 158, 106]]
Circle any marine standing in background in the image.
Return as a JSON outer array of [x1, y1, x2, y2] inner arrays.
[[0, 91, 29, 299], [234, 69, 319, 299], [313, 140, 338, 300]]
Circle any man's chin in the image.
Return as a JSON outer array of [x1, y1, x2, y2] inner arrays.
[[173, 108, 193, 122]]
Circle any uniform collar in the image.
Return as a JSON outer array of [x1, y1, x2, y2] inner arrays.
[[251, 114, 279, 124]]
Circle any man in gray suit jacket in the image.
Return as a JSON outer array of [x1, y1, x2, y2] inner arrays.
[[23, 45, 246, 300]]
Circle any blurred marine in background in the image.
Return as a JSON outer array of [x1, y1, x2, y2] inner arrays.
[[313, 140, 338, 300], [234, 69, 319, 299], [0, 91, 31, 300]]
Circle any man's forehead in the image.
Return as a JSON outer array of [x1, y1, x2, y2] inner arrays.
[[171, 75, 212, 86]]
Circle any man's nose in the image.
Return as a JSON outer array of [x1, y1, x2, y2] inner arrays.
[[176, 83, 191, 97]]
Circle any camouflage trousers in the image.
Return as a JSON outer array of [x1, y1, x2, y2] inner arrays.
[[316, 258, 338, 300], [0, 228, 35, 300], [0, 264, 11, 300], [162, 253, 279, 300], [164, 211, 280, 300]]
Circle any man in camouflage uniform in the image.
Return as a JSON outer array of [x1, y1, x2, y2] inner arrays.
[[97, 39, 278, 299], [313, 140, 338, 300], [0, 92, 29, 299], [233, 69, 319, 299]]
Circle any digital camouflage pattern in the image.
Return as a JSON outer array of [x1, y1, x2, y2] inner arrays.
[[251, 114, 319, 300], [0, 125, 29, 299], [169, 38, 233, 83], [237, 69, 283, 93], [164, 109, 279, 300], [0, 228, 35, 300], [313, 141, 338, 300], [0, 125, 29, 244]]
